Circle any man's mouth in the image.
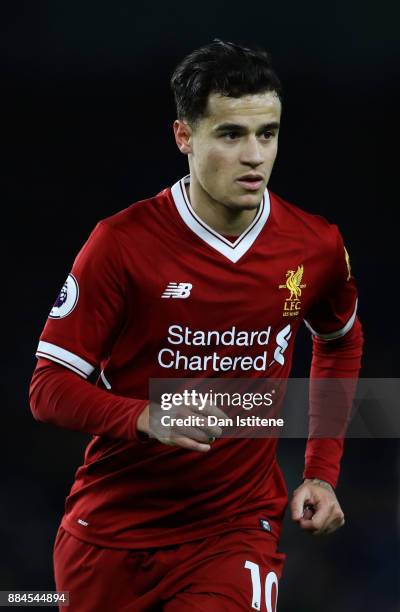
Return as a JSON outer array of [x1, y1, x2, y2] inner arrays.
[[236, 174, 264, 191]]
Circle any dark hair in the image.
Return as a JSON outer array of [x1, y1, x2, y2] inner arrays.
[[170, 39, 282, 125]]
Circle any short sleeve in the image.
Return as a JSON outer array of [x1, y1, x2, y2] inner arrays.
[[36, 221, 126, 378], [304, 227, 358, 340]]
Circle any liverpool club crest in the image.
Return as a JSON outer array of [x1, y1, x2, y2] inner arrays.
[[278, 265, 306, 317]]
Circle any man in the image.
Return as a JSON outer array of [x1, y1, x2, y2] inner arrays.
[[30, 40, 363, 611]]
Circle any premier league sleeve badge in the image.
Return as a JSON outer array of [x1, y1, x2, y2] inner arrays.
[[49, 273, 79, 319]]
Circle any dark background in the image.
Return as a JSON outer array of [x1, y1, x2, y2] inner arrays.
[[2, 1, 399, 610]]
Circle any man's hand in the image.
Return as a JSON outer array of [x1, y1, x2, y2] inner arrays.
[[136, 402, 225, 453], [290, 478, 345, 536]]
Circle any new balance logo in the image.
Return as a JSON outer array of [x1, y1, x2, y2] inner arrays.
[[162, 282, 193, 299]]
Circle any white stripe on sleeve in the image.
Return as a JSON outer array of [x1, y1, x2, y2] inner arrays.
[[36, 341, 95, 378], [304, 299, 358, 341]]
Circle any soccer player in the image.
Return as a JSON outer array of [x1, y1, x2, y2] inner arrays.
[[29, 40, 363, 611]]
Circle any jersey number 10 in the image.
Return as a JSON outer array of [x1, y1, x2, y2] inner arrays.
[[244, 560, 279, 611]]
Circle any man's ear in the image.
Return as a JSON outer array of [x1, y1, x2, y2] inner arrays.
[[173, 120, 193, 155]]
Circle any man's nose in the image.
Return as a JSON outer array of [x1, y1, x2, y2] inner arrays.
[[240, 136, 264, 166]]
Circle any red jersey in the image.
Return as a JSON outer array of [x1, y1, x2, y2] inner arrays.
[[33, 175, 359, 549]]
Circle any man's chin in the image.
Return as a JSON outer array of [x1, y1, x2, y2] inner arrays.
[[228, 193, 264, 210]]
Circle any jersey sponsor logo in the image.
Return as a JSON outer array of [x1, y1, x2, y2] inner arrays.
[[273, 324, 292, 365], [49, 274, 79, 319], [278, 264, 306, 317], [157, 323, 292, 372], [161, 282, 193, 299]]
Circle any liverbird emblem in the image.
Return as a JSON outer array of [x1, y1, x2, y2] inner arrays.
[[279, 265, 306, 300]]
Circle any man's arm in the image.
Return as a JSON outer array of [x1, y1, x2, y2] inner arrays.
[[291, 317, 363, 535], [290, 224, 363, 534], [30, 359, 223, 450], [304, 316, 364, 488], [29, 357, 149, 441]]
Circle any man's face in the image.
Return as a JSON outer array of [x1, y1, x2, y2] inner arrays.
[[182, 91, 281, 210]]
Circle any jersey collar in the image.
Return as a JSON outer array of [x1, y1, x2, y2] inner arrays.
[[171, 175, 270, 263]]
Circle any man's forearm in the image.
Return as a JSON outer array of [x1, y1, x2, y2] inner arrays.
[[29, 358, 148, 441], [304, 317, 364, 487]]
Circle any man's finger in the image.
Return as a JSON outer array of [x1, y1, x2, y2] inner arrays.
[[302, 504, 314, 520], [290, 488, 310, 521], [193, 401, 227, 417], [322, 512, 345, 536], [171, 423, 221, 442], [306, 502, 333, 532], [309, 505, 344, 535], [165, 436, 211, 453]]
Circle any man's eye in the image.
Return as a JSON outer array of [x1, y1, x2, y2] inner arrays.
[[223, 132, 240, 140], [262, 131, 273, 139]]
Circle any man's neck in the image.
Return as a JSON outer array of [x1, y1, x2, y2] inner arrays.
[[185, 180, 259, 237]]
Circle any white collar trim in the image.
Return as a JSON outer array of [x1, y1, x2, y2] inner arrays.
[[171, 175, 270, 263]]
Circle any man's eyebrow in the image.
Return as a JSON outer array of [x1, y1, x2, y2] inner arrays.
[[213, 122, 280, 133]]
